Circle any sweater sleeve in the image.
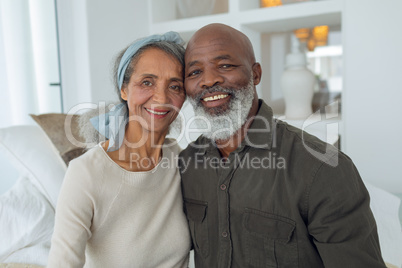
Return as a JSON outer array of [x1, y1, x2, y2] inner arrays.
[[47, 159, 95, 267]]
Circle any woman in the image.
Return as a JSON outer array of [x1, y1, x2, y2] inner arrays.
[[48, 32, 191, 267]]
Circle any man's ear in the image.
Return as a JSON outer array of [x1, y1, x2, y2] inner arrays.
[[252, 63, 262, 86], [121, 87, 127, 101]]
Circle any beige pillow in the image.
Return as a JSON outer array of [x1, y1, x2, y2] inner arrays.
[[76, 107, 108, 147], [31, 104, 119, 165], [30, 113, 87, 165]]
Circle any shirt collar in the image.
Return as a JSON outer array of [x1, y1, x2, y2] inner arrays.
[[241, 99, 274, 150], [197, 99, 274, 155]]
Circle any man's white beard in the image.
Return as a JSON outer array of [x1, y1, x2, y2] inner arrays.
[[188, 77, 255, 141]]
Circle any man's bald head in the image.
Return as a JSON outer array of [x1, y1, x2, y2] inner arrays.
[[186, 23, 256, 67]]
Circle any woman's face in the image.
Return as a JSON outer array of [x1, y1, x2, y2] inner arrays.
[[121, 48, 185, 134]]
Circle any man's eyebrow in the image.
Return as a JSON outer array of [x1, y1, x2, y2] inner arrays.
[[213, 55, 232, 61], [187, 55, 233, 68], [187, 60, 199, 68]]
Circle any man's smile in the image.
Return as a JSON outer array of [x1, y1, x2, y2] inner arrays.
[[200, 93, 231, 108], [202, 94, 229, 102]]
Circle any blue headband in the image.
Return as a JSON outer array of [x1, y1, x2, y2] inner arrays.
[[91, 31, 184, 152]]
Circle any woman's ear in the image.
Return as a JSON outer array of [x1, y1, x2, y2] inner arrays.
[[252, 63, 262, 86], [121, 87, 127, 101]]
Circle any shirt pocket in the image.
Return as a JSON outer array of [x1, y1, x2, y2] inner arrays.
[[243, 208, 298, 268], [184, 198, 209, 258]]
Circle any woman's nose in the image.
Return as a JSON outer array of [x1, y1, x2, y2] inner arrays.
[[201, 68, 224, 89], [153, 86, 168, 104]]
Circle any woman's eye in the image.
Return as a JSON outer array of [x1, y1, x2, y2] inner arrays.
[[142, 80, 152, 86], [170, 85, 182, 91]]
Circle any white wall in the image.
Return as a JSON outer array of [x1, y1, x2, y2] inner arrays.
[[57, 0, 150, 113], [85, 0, 150, 105], [342, 0, 402, 193]]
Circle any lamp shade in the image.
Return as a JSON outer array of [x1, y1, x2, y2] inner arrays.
[[261, 0, 283, 7], [294, 28, 310, 42], [307, 37, 316, 51], [312, 25, 329, 46]]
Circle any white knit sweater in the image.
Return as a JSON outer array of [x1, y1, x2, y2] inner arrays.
[[48, 140, 191, 267]]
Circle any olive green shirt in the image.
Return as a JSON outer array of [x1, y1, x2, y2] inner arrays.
[[179, 100, 385, 268]]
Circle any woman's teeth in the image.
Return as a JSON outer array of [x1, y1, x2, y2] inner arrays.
[[203, 94, 228, 102], [145, 108, 168, 115]]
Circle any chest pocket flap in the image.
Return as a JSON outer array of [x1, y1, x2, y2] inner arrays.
[[244, 208, 295, 243]]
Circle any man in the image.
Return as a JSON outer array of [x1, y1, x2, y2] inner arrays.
[[179, 23, 385, 267]]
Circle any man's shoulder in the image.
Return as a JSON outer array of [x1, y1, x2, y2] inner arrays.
[[274, 120, 360, 189], [274, 119, 342, 166]]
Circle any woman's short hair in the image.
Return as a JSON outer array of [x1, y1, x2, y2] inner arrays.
[[112, 41, 185, 103]]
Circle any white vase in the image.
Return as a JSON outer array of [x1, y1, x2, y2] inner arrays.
[[281, 36, 315, 119], [177, 0, 216, 18]]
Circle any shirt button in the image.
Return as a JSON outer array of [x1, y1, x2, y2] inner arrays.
[[220, 184, 227, 190], [222, 231, 228, 238]]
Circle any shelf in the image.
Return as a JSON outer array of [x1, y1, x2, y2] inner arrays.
[[240, 0, 342, 32], [149, 0, 229, 24], [150, 0, 342, 37], [150, 13, 232, 40]]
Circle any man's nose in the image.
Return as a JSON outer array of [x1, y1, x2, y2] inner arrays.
[[201, 68, 224, 89]]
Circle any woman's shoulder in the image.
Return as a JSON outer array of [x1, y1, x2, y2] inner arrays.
[[63, 144, 113, 191], [68, 144, 107, 171], [163, 138, 183, 156]]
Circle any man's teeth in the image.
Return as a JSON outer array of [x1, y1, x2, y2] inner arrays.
[[203, 94, 228, 102], [145, 108, 168, 115]]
